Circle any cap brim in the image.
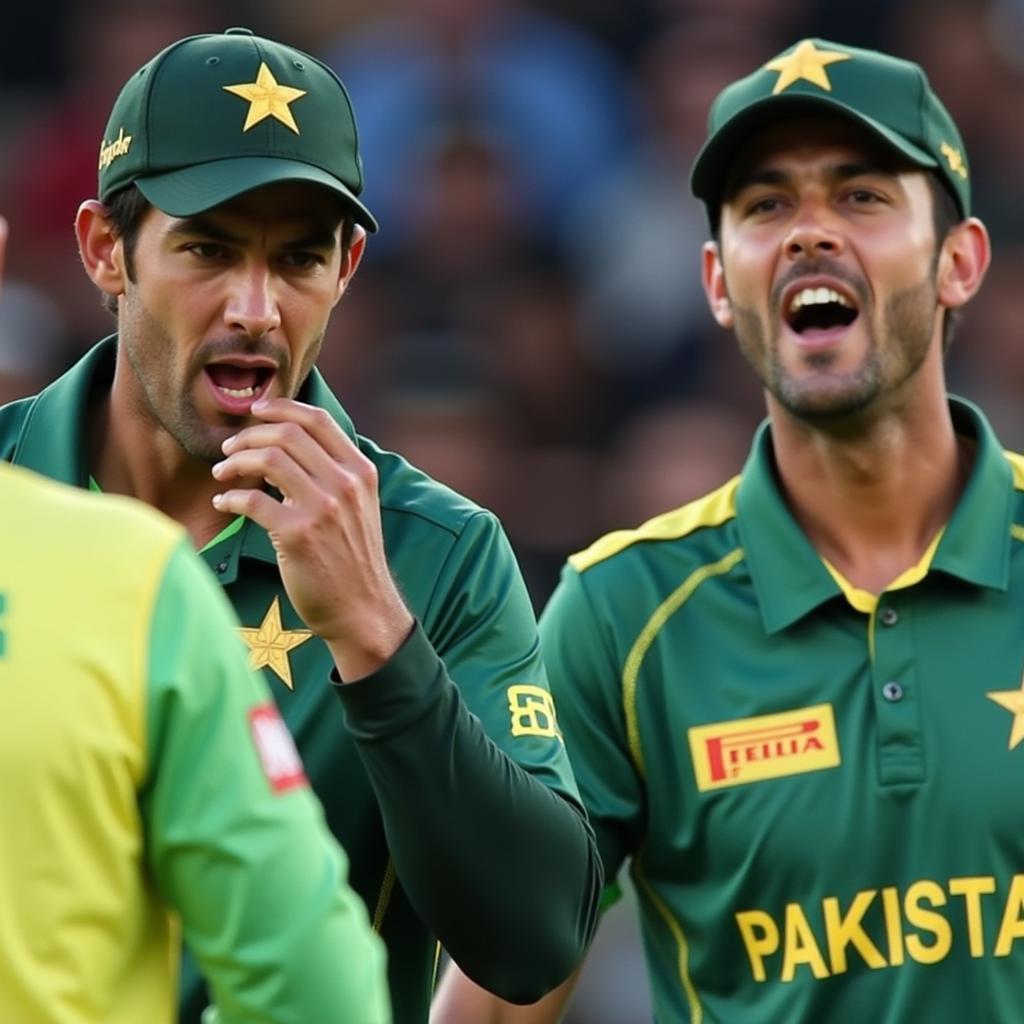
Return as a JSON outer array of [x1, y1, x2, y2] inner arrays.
[[690, 93, 937, 208], [135, 156, 378, 233]]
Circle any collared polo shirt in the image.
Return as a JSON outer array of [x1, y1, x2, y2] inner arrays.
[[0, 336, 597, 1022], [545, 398, 1024, 1023]]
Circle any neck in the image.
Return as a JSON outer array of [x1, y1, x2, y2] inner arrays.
[[767, 385, 973, 595], [89, 359, 242, 551]]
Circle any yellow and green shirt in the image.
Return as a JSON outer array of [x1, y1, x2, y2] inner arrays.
[[0, 461, 389, 1024], [0, 336, 600, 1023], [544, 398, 1024, 1023]]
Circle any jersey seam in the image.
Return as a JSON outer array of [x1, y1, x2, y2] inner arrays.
[[621, 548, 745, 779]]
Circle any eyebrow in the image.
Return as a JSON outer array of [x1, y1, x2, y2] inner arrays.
[[165, 217, 338, 250], [727, 160, 897, 199]]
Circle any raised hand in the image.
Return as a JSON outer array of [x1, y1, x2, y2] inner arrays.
[[212, 396, 413, 681]]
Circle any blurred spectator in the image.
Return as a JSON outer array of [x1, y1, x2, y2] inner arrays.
[[561, 20, 768, 380], [0, 279, 70, 404], [599, 400, 755, 531], [325, 0, 636, 251]]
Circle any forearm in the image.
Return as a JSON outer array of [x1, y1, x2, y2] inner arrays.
[[335, 621, 602, 1003]]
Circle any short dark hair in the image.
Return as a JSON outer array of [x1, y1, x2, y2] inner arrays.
[[98, 184, 358, 316]]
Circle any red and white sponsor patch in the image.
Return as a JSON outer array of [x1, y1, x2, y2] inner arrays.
[[248, 702, 308, 793]]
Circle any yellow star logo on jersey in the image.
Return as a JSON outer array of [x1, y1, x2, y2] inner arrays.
[[223, 62, 307, 134], [764, 40, 852, 96], [239, 596, 313, 690], [987, 671, 1024, 750]]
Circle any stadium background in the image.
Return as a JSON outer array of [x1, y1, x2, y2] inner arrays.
[[1, 0, 1021, 1018]]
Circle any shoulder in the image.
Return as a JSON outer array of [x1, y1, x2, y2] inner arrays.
[[0, 395, 36, 458], [1, 462, 182, 582], [569, 476, 742, 577], [362, 432, 494, 539]]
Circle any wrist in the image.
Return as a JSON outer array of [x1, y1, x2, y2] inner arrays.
[[327, 609, 415, 683]]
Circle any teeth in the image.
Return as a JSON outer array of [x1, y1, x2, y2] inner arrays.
[[789, 287, 853, 313], [218, 386, 258, 399]]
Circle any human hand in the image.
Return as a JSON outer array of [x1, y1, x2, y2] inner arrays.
[[212, 397, 413, 681]]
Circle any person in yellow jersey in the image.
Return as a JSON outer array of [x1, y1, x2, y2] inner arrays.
[[0, 215, 390, 1024]]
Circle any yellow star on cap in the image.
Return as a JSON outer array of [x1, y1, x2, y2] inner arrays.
[[764, 39, 852, 96], [239, 596, 313, 690], [987, 672, 1024, 750], [223, 62, 307, 134]]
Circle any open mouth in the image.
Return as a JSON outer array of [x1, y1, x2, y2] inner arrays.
[[204, 363, 276, 408], [785, 286, 858, 335]]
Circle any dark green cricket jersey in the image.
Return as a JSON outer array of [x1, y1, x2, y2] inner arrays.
[[0, 337, 601, 1023], [544, 397, 1024, 1023]]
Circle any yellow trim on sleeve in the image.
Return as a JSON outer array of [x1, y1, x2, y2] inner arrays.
[[622, 548, 744, 777], [1004, 450, 1024, 489], [570, 478, 739, 573], [632, 856, 702, 1024], [371, 859, 396, 934], [1012, 525, 1024, 543]]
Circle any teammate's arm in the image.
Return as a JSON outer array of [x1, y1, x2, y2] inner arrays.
[[140, 539, 390, 1024], [431, 963, 580, 1024]]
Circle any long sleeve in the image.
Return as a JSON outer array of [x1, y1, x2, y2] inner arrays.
[[334, 511, 602, 1004], [141, 540, 391, 1024]]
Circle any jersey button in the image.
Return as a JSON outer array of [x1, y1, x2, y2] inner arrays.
[[879, 607, 899, 626], [882, 681, 904, 702], [215, 560, 229, 575]]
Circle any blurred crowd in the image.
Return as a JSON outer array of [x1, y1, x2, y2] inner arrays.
[[2, 2, 1023, 1015]]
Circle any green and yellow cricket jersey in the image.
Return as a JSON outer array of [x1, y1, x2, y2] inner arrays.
[[0, 337, 600, 1024], [543, 398, 1024, 1024], [0, 460, 389, 1024]]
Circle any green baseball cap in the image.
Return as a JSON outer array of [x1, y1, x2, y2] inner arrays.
[[98, 27, 378, 232], [690, 38, 970, 221]]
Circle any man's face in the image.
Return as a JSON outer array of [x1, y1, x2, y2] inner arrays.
[[704, 117, 945, 425], [116, 182, 360, 461]]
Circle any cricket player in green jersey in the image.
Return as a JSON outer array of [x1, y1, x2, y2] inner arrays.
[[433, 38, 1024, 1024], [0, 29, 600, 1024], [0, 459, 389, 1022]]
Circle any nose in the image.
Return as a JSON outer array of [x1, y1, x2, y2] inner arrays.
[[783, 202, 844, 262], [224, 263, 281, 338]]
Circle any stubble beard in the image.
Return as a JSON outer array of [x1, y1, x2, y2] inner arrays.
[[730, 273, 939, 428], [119, 294, 323, 464]]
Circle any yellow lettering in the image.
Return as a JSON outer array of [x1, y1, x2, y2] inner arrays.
[[904, 880, 952, 964], [881, 886, 905, 966], [507, 685, 562, 740], [949, 876, 996, 957], [995, 874, 1024, 956], [98, 127, 133, 171], [823, 890, 886, 973], [735, 910, 779, 982], [781, 903, 829, 982]]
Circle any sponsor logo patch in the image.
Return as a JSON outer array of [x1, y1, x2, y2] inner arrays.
[[688, 703, 840, 791], [248, 702, 307, 793], [508, 684, 562, 741]]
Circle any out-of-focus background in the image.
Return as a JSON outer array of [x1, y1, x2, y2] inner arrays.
[[3, 1, 1023, 1018]]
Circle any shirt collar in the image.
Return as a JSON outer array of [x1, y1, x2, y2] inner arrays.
[[736, 396, 1013, 635]]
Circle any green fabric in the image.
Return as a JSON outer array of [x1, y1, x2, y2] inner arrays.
[[542, 399, 1024, 1023], [141, 539, 389, 1024], [100, 29, 377, 231], [0, 336, 601, 1023], [691, 38, 971, 218]]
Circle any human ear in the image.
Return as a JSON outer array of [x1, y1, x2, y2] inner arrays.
[[937, 217, 991, 312], [75, 200, 127, 301], [702, 241, 734, 328], [335, 226, 367, 303]]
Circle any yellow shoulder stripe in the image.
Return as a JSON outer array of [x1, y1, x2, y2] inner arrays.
[[1006, 450, 1024, 491], [570, 477, 740, 573]]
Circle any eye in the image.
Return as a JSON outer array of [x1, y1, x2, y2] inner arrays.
[[845, 188, 884, 206], [280, 250, 326, 270], [185, 241, 228, 260], [745, 195, 785, 217]]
